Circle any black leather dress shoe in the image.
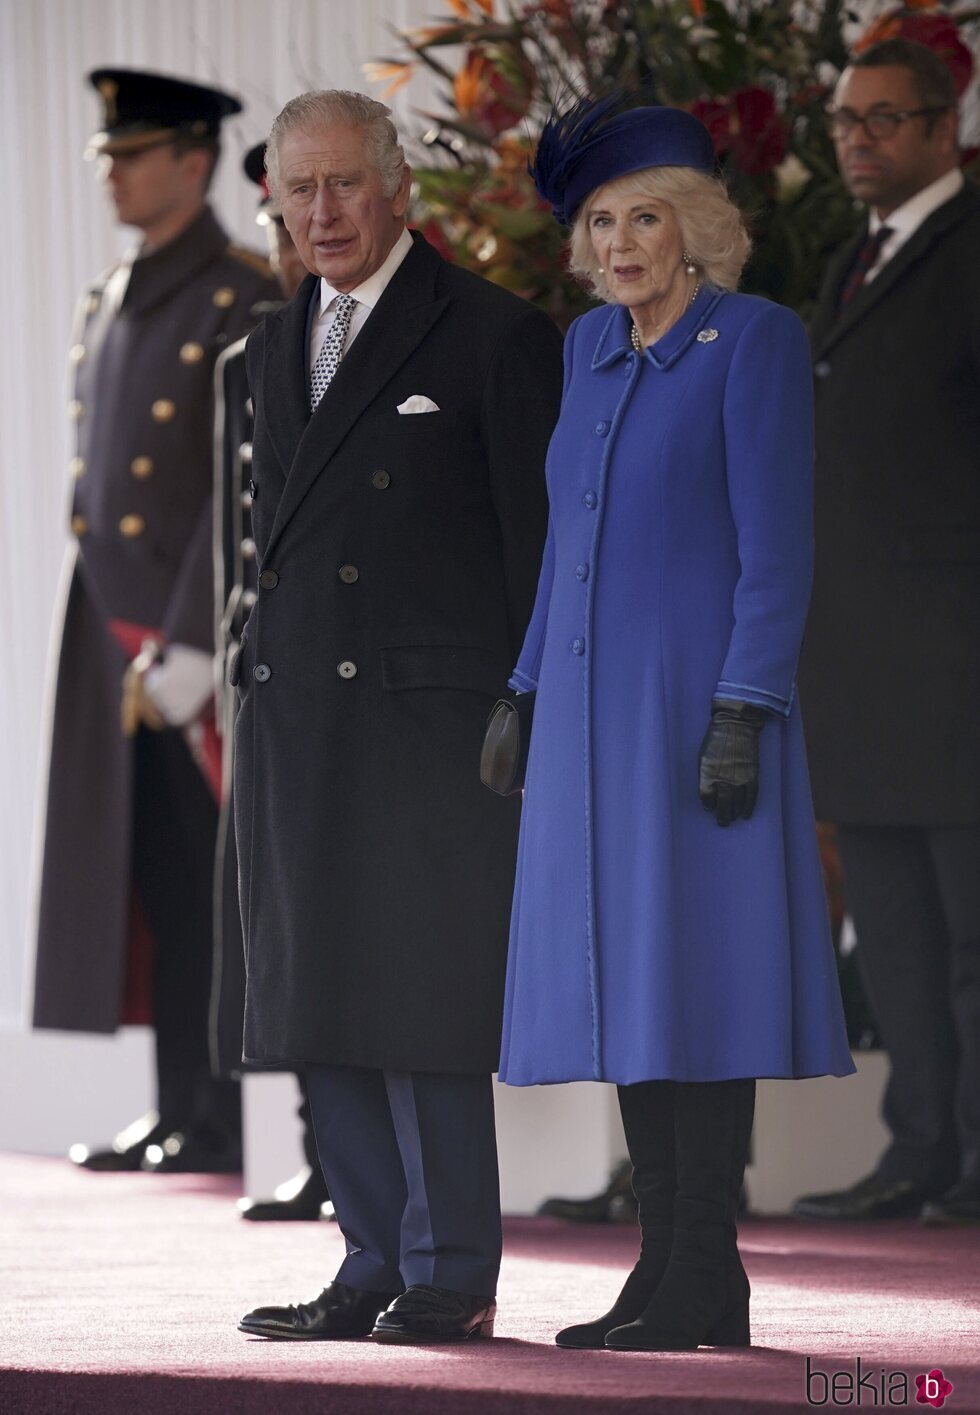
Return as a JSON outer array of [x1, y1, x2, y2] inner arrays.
[[68, 1111, 173, 1172], [921, 1179, 980, 1226], [372, 1285, 496, 1344], [538, 1159, 638, 1223], [239, 1282, 400, 1340], [238, 1164, 330, 1221], [140, 1127, 242, 1175], [792, 1171, 941, 1220]]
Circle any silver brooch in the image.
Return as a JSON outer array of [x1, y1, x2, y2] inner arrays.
[[697, 328, 719, 343]]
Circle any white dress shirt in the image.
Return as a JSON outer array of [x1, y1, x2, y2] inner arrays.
[[309, 226, 414, 370], [866, 167, 964, 281]]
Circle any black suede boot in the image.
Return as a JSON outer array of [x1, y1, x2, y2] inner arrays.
[[605, 1078, 755, 1351], [556, 1081, 677, 1349]]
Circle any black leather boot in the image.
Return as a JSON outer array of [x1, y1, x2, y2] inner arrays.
[[556, 1081, 676, 1348], [606, 1078, 755, 1351]]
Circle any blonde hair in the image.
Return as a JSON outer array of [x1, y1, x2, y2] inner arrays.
[[266, 90, 406, 199], [568, 166, 751, 299]]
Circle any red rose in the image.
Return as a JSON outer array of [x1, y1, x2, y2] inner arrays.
[[730, 86, 788, 175], [690, 97, 733, 155]]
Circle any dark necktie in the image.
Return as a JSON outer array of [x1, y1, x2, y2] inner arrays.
[[837, 225, 893, 314]]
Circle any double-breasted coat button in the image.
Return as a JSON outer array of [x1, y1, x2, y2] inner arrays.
[[67, 399, 84, 421], [131, 455, 154, 479], [68, 344, 86, 365], [71, 514, 88, 536], [575, 563, 589, 581], [180, 342, 205, 365], [253, 663, 271, 683], [814, 360, 831, 378], [239, 441, 253, 463], [119, 514, 145, 538], [571, 638, 585, 655], [372, 470, 390, 489], [338, 564, 359, 583], [241, 538, 257, 560], [69, 457, 86, 479], [259, 569, 279, 590], [583, 490, 597, 509], [595, 421, 609, 436], [337, 660, 358, 679], [152, 398, 176, 423], [213, 287, 236, 308]]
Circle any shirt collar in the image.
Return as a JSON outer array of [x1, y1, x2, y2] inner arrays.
[[869, 168, 964, 240], [318, 225, 413, 316]]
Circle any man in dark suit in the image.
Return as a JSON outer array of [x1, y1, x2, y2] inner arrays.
[[793, 39, 980, 1224], [235, 90, 562, 1342], [33, 70, 279, 1174], [212, 143, 330, 1222]]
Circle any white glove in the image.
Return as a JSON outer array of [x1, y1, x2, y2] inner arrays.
[[144, 643, 215, 726]]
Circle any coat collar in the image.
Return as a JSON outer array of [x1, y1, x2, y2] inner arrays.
[[591, 284, 726, 372], [813, 182, 980, 358], [260, 231, 450, 563], [122, 205, 228, 316]]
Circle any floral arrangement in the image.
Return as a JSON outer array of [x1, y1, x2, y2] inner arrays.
[[369, 1, 978, 324]]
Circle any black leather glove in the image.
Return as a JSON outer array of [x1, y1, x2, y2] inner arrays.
[[698, 698, 769, 827]]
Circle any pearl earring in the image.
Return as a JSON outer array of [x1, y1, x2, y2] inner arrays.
[[682, 251, 696, 276]]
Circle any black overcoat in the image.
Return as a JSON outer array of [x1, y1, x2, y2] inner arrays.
[[33, 208, 278, 1033], [234, 232, 562, 1073], [799, 182, 980, 827]]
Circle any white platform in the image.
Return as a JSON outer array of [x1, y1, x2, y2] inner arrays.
[[0, 1027, 888, 1214]]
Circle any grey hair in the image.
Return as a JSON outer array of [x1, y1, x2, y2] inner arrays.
[[265, 90, 406, 198], [568, 166, 751, 299]]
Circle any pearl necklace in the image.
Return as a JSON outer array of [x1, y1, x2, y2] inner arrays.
[[631, 279, 702, 353]]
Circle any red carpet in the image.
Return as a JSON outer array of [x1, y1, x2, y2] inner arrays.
[[1, 1154, 978, 1414]]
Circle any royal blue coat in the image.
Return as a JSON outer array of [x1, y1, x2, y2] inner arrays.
[[498, 287, 855, 1085]]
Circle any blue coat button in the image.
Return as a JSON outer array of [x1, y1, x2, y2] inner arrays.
[[575, 564, 589, 581], [571, 638, 585, 655], [595, 421, 609, 436], [253, 664, 271, 683], [583, 491, 597, 509], [814, 360, 831, 378]]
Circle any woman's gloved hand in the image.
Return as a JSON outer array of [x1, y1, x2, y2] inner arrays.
[[698, 698, 769, 827]]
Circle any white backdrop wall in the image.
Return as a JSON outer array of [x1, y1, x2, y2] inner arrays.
[[0, 0, 435, 1026]]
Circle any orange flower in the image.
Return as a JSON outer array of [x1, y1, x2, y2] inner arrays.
[[362, 60, 414, 98], [689, 0, 706, 16], [445, 0, 494, 15]]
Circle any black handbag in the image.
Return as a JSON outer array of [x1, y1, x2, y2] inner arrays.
[[480, 692, 535, 796]]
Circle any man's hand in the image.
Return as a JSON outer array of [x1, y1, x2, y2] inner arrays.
[[698, 698, 769, 827]]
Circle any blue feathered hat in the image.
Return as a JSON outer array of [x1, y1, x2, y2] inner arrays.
[[530, 91, 716, 227]]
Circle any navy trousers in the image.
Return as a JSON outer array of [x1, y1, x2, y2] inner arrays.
[[305, 1066, 501, 1298]]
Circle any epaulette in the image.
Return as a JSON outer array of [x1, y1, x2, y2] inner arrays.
[[227, 244, 274, 278]]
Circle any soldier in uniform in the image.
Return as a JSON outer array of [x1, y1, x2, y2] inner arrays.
[[212, 143, 330, 1220], [32, 69, 280, 1173]]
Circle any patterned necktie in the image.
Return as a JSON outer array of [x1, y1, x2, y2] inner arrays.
[[837, 225, 893, 314], [310, 293, 357, 411]]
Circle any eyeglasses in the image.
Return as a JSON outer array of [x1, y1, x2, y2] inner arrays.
[[825, 105, 950, 141]]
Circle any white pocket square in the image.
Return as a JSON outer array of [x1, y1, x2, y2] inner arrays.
[[397, 394, 441, 414]]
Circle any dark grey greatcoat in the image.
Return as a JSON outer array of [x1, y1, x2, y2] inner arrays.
[[234, 232, 562, 1073], [800, 182, 980, 827], [33, 208, 279, 1034]]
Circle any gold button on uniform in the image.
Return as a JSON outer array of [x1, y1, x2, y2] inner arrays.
[[212, 287, 236, 308], [131, 456, 154, 479], [67, 400, 84, 420], [241, 538, 257, 560], [85, 294, 100, 315], [180, 341, 204, 365], [71, 514, 88, 537], [151, 399, 176, 423], [119, 514, 145, 538], [69, 457, 86, 479], [69, 344, 86, 365]]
